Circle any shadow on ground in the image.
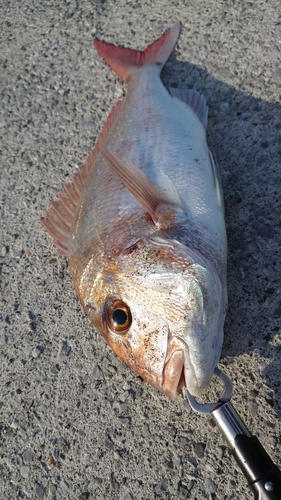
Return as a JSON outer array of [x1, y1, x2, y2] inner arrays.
[[161, 52, 281, 420]]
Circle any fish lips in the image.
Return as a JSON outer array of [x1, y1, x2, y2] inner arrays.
[[162, 333, 221, 398]]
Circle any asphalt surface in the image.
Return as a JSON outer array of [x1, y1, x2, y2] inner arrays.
[[1, 1, 281, 499]]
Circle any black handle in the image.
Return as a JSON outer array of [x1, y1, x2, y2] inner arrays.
[[212, 401, 281, 499], [233, 434, 281, 500]]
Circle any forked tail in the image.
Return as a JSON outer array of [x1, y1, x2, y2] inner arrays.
[[94, 22, 180, 82]]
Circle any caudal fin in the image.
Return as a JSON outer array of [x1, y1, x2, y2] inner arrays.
[[94, 22, 180, 82]]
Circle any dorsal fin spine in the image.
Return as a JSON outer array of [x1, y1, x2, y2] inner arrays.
[[40, 99, 125, 255]]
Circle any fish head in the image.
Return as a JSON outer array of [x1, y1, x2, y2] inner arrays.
[[81, 236, 226, 399]]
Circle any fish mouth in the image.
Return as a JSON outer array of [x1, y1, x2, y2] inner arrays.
[[162, 348, 185, 399], [162, 336, 215, 399], [162, 336, 194, 399]]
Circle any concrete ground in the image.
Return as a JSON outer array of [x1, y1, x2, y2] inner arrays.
[[0, 1, 280, 499]]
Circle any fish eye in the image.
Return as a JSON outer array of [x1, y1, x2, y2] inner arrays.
[[105, 300, 132, 333]]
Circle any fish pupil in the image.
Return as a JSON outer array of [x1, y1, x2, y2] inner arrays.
[[112, 308, 128, 326]]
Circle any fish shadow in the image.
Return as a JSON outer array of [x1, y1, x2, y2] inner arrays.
[[162, 53, 281, 420]]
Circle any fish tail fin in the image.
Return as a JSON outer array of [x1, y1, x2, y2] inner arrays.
[[94, 22, 180, 82]]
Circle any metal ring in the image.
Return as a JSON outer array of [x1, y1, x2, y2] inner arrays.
[[184, 366, 233, 414]]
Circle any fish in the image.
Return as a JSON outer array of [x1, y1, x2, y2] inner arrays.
[[41, 22, 227, 399]]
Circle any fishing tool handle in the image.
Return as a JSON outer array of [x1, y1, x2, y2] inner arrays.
[[212, 401, 281, 499]]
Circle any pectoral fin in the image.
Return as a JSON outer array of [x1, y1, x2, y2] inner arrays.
[[99, 138, 185, 226]]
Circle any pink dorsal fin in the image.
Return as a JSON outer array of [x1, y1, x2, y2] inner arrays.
[[41, 100, 124, 256], [94, 22, 180, 82]]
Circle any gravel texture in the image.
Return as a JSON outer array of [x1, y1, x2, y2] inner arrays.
[[1, 1, 281, 499]]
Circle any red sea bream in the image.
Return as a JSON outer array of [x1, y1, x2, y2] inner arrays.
[[41, 22, 227, 398]]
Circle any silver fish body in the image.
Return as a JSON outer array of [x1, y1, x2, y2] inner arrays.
[[42, 22, 227, 398]]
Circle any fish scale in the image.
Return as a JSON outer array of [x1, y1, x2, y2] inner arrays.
[[41, 22, 227, 399]]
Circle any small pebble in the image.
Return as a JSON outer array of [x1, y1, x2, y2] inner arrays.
[[92, 364, 104, 381], [177, 480, 194, 498], [119, 402, 129, 413], [0, 334, 7, 345], [248, 399, 258, 417], [51, 364, 60, 375], [110, 472, 120, 489], [35, 482, 45, 499], [23, 448, 34, 463], [267, 436, 278, 448], [10, 418, 19, 429], [192, 442, 206, 458], [172, 454, 181, 468], [23, 485, 32, 497], [135, 464, 148, 477], [19, 428, 27, 440], [155, 479, 168, 494], [217, 446, 226, 460], [59, 478, 69, 490], [176, 435, 189, 448], [118, 416, 131, 428], [142, 423, 150, 438], [204, 478, 218, 493], [48, 484, 57, 493], [20, 465, 29, 478], [120, 491, 134, 500], [58, 340, 71, 357], [47, 456, 56, 469], [79, 493, 91, 500], [2, 94, 10, 104], [83, 453, 90, 465], [259, 363, 267, 376], [62, 444, 69, 453], [32, 346, 42, 358], [119, 391, 129, 402]]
